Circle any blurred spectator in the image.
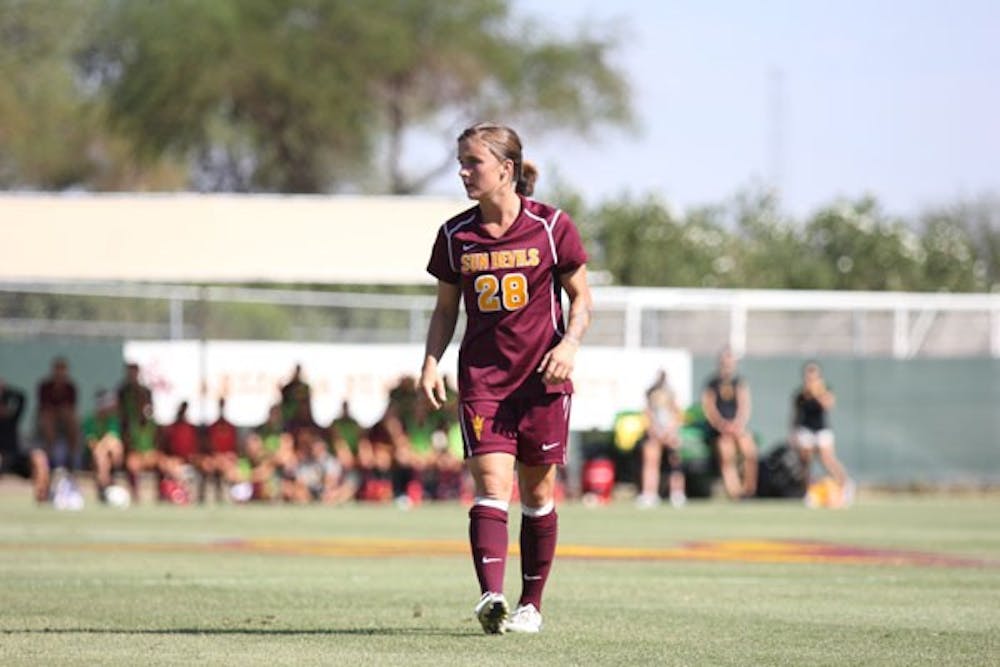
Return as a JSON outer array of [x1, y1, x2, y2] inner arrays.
[[282, 426, 354, 504], [123, 403, 160, 503], [396, 399, 444, 502], [790, 361, 854, 499], [388, 375, 420, 425], [36, 356, 80, 469], [244, 403, 294, 501], [328, 399, 368, 498], [83, 389, 124, 503], [0, 377, 29, 479], [202, 397, 242, 503], [158, 401, 201, 501], [701, 348, 758, 499], [360, 403, 404, 503], [280, 363, 312, 423], [117, 362, 153, 449], [636, 369, 685, 509]]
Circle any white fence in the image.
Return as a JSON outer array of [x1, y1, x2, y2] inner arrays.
[[2, 281, 999, 359]]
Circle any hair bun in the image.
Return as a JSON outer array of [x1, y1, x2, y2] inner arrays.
[[517, 160, 538, 197]]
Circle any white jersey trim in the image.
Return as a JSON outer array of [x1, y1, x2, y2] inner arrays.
[[442, 214, 476, 274], [524, 207, 565, 338]]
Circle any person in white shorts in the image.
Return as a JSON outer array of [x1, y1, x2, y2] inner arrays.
[[790, 361, 853, 498]]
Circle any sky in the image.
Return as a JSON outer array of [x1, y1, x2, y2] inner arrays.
[[428, 0, 1000, 218]]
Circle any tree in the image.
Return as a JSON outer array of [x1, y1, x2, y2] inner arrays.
[[919, 195, 1000, 292], [0, 1, 102, 188], [589, 195, 730, 287], [83, 0, 633, 194], [801, 197, 924, 291], [730, 188, 829, 289]]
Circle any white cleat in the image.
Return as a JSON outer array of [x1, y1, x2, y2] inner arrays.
[[504, 603, 543, 634], [474, 592, 509, 635], [669, 491, 687, 508]]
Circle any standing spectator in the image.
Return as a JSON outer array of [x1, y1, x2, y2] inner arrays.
[[0, 377, 30, 480], [420, 122, 592, 634], [83, 389, 124, 502], [791, 361, 854, 499], [117, 362, 153, 495], [701, 347, 758, 499], [280, 363, 312, 423], [636, 369, 686, 508], [36, 357, 80, 469], [117, 362, 153, 448]]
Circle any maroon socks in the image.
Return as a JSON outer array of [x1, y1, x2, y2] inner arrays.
[[519, 508, 558, 610], [469, 499, 558, 611], [469, 502, 509, 594]]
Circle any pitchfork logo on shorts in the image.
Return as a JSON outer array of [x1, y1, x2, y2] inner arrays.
[[472, 414, 485, 440]]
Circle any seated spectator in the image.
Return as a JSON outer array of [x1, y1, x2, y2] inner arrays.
[[360, 403, 404, 503], [244, 403, 294, 501], [202, 397, 243, 503], [83, 389, 125, 503], [158, 401, 202, 501], [701, 347, 758, 499], [328, 399, 368, 500], [282, 427, 353, 504], [636, 369, 686, 508], [123, 403, 160, 503]]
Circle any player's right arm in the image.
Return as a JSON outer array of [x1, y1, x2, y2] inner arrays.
[[421, 280, 461, 409]]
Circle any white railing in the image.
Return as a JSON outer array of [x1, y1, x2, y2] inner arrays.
[[2, 281, 999, 358]]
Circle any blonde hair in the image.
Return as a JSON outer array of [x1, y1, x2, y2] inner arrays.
[[458, 122, 538, 196]]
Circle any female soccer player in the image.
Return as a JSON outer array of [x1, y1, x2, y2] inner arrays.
[[421, 122, 592, 634]]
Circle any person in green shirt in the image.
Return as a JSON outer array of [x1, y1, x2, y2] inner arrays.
[[329, 400, 370, 499], [123, 402, 160, 503], [84, 389, 124, 502], [245, 403, 293, 501]]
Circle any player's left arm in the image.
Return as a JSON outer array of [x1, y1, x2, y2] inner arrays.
[[539, 265, 593, 385]]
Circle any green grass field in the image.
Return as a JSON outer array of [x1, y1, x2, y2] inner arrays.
[[1, 484, 998, 666]]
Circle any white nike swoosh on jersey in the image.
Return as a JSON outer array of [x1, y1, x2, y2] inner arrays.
[[462, 243, 478, 251], [541, 442, 560, 451], [481, 556, 502, 564]]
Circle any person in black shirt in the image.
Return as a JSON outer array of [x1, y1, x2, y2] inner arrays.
[[790, 361, 851, 494], [701, 348, 757, 499]]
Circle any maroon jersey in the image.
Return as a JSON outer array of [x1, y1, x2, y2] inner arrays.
[[426, 196, 587, 401], [162, 420, 200, 459], [38, 380, 77, 410], [206, 419, 238, 454]]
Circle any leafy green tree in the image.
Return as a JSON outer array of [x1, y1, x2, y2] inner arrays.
[[83, 0, 632, 194], [801, 197, 924, 291], [919, 195, 1000, 292], [730, 188, 829, 289], [590, 195, 728, 287], [0, 1, 100, 188]]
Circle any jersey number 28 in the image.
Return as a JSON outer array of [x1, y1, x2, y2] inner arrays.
[[475, 273, 528, 312]]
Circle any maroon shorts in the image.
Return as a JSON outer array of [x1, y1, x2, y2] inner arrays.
[[459, 394, 572, 466]]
